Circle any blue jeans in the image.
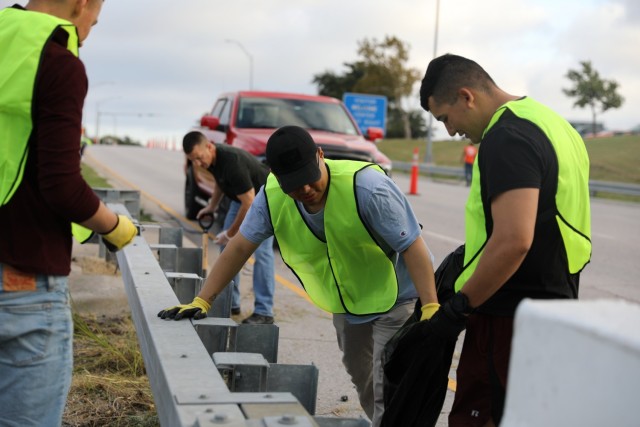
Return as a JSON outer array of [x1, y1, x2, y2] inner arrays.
[[464, 163, 473, 187], [222, 200, 276, 317], [0, 264, 73, 427]]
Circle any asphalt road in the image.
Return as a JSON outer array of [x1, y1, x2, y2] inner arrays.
[[84, 144, 640, 425]]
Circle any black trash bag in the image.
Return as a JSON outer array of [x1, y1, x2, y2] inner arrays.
[[381, 244, 465, 427]]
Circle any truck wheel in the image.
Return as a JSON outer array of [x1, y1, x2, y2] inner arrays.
[[185, 166, 200, 219]]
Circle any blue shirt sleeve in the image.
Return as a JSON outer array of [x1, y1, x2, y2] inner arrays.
[[239, 186, 273, 244], [357, 169, 422, 254]]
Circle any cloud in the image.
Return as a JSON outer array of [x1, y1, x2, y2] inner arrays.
[[2, 0, 638, 142]]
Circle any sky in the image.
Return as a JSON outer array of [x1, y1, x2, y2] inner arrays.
[[5, 0, 639, 144]]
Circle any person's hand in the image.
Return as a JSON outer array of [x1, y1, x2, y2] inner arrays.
[[157, 296, 211, 320], [101, 215, 137, 252], [197, 206, 216, 220], [429, 295, 468, 341], [215, 230, 231, 245], [420, 302, 441, 321]]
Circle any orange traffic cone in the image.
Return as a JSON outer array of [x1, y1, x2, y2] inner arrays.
[[409, 147, 419, 195]]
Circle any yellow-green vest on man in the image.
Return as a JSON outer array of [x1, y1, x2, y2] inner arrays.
[[455, 97, 592, 292], [265, 159, 399, 315], [0, 7, 93, 243]]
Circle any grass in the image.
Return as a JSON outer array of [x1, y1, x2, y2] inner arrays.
[[582, 135, 640, 183], [378, 134, 640, 184], [64, 312, 158, 427], [82, 163, 111, 188]]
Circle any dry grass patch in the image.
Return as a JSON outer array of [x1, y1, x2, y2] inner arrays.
[[63, 313, 158, 427]]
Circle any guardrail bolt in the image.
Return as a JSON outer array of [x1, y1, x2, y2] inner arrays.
[[212, 413, 228, 424], [278, 414, 297, 425]]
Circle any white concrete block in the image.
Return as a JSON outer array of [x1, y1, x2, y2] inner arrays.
[[501, 299, 640, 427]]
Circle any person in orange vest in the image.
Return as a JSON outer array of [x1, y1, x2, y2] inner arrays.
[[461, 141, 477, 186]]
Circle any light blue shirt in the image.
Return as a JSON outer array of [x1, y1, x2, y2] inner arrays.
[[240, 167, 432, 323]]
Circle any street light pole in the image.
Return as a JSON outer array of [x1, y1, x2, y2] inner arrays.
[[95, 97, 120, 144], [424, 0, 440, 164], [225, 39, 254, 90]]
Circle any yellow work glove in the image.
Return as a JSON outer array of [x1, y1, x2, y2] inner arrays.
[[420, 302, 441, 321], [101, 214, 137, 252], [157, 297, 211, 320]]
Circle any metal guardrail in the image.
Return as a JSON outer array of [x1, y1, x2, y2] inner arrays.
[[393, 161, 640, 198], [587, 180, 640, 198], [100, 195, 369, 427], [392, 161, 464, 179]]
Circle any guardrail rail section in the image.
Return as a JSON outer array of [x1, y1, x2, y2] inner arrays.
[[95, 189, 370, 427], [392, 162, 640, 198]]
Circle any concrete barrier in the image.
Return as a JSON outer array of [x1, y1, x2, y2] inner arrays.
[[501, 299, 640, 427]]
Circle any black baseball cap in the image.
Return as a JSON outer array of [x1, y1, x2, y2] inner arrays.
[[266, 126, 320, 193]]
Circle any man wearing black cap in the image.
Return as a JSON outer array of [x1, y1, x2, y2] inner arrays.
[[159, 125, 439, 427]]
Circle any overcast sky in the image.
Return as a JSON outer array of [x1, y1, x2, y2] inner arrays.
[[5, 0, 639, 144]]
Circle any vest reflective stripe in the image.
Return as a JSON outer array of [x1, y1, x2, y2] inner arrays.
[[0, 8, 91, 242], [265, 159, 398, 315], [0, 8, 78, 205], [455, 97, 592, 291]]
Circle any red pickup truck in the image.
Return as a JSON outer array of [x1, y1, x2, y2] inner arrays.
[[184, 90, 392, 219]]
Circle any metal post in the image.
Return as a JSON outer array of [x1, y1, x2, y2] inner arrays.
[[424, 0, 440, 164], [225, 39, 254, 90], [95, 97, 120, 144]]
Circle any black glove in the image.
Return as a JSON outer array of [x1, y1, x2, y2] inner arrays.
[[429, 292, 470, 341]]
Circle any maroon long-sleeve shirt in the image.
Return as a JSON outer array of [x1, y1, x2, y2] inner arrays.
[[0, 25, 101, 275]]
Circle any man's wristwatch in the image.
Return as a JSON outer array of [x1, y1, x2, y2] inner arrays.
[[450, 292, 474, 316]]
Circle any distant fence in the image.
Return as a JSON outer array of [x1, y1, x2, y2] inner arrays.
[[97, 191, 369, 427], [392, 161, 640, 198]]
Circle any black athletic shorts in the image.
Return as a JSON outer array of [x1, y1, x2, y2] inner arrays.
[[449, 313, 514, 427]]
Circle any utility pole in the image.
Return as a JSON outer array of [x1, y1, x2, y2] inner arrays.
[[225, 39, 254, 90], [94, 97, 120, 144], [424, 0, 440, 164]]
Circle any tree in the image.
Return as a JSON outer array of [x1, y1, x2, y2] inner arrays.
[[355, 36, 421, 139], [563, 61, 624, 136], [386, 107, 427, 138], [312, 36, 421, 139], [313, 61, 365, 100]]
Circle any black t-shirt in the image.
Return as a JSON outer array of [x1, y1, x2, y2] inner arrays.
[[477, 108, 579, 315], [208, 144, 269, 201]]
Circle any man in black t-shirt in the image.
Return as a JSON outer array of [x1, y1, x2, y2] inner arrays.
[[417, 54, 591, 426], [183, 131, 276, 324]]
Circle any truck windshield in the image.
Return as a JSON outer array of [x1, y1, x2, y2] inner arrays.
[[236, 97, 360, 135]]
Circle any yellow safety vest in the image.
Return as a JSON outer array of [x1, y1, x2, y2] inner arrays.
[[265, 159, 399, 315], [0, 7, 93, 243], [455, 97, 592, 292]]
